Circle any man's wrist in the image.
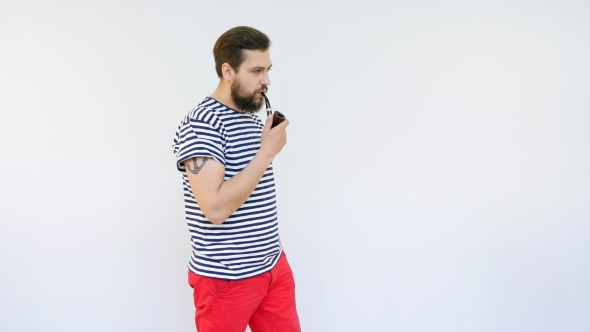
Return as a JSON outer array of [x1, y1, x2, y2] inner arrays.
[[256, 148, 275, 165]]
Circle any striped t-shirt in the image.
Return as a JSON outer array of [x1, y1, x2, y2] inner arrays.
[[172, 97, 282, 280]]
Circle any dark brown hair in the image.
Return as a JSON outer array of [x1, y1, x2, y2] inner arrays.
[[213, 26, 271, 78]]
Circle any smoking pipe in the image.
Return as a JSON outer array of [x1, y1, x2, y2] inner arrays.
[[261, 92, 285, 128]]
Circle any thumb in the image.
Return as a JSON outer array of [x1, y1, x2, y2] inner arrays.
[[263, 114, 273, 132]]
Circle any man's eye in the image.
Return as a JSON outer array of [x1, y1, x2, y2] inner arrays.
[[253, 70, 261, 73]]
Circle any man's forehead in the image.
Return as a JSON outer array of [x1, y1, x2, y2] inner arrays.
[[242, 49, 272, 68]]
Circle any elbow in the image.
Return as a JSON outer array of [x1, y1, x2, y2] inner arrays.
[[209, 216, 225, 225], [198, 197, 229, 225], [203, 209, 227, 225]]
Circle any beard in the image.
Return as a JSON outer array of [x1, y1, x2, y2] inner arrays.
[[231, 77, 266, 114]]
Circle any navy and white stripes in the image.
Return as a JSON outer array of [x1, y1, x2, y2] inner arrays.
[[172, 97, 282, 280]]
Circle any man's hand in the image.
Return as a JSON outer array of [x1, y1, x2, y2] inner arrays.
[[259, 114, 289, 160]]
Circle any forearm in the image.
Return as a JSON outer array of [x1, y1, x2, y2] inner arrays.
[[208, 151, 273, 224], [189, 115, 288, 225]]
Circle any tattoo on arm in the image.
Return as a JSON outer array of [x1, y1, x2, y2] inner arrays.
[[187, 157, 208, 174]]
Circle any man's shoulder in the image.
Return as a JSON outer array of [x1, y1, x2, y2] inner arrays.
[[187, 97, 223, 121], [192, 97, 251, 125]]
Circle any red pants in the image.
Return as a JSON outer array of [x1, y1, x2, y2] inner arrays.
[[188, 252, 301, 332]]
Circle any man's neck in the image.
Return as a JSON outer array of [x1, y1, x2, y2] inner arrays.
[[210, 83, 244, 113]]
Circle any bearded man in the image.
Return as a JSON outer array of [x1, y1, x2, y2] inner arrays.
[[172, 26, 301, 332]]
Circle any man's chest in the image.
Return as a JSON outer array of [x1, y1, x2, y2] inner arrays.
[[223, 119, 264, 167]]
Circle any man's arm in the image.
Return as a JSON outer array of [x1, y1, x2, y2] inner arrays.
[[184, 115, 288, 225]]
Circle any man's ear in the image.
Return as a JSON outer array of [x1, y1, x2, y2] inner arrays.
[[221, 63, 235, 81]]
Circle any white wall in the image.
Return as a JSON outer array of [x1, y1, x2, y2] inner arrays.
[[1, 0, 589, 331]]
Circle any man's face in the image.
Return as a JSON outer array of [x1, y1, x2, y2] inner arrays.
[[230, 49, 272, 114]]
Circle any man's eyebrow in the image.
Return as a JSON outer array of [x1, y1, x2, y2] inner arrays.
[[250, 65, 273, 70]]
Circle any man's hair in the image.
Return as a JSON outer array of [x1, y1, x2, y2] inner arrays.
[[213, 26, 271, 78]]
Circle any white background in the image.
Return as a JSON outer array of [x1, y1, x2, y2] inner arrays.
[[1, 0, 589, 331]]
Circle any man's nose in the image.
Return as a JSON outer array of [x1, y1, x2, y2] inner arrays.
[[260, 73, 271, 86]]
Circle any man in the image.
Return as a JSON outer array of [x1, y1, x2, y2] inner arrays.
[[172, 26, 301, 332]]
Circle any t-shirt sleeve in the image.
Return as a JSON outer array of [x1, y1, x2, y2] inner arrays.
[[172, 116, 226, 172]]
